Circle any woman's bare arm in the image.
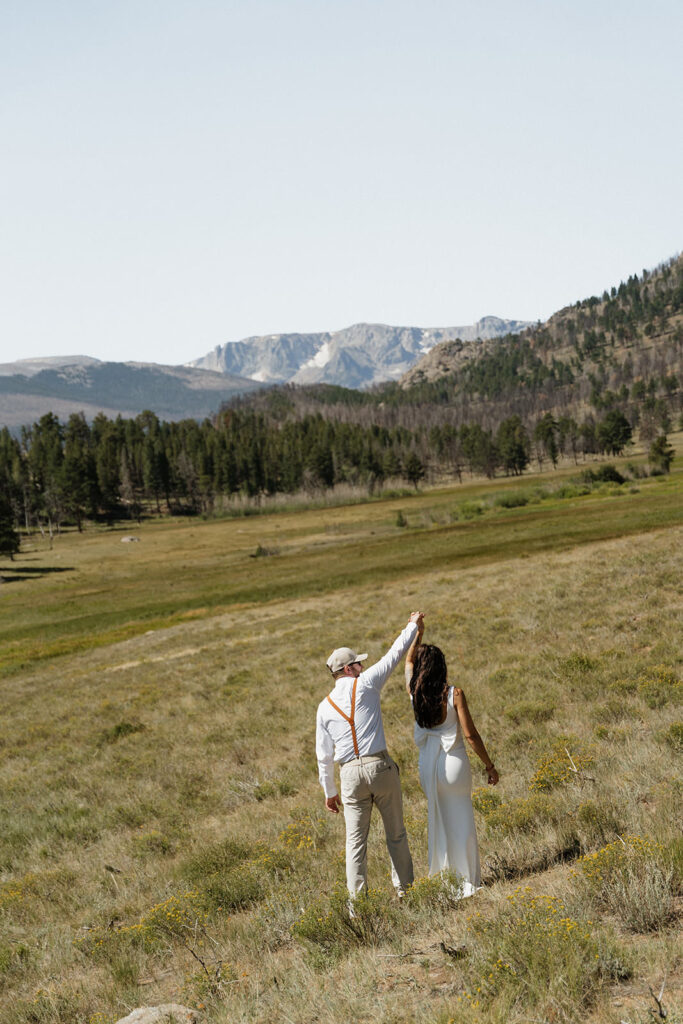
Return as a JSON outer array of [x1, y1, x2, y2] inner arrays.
[[453, 688, 499, 785]]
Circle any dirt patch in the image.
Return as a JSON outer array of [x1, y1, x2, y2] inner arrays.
[[107, 647, 204, 672]]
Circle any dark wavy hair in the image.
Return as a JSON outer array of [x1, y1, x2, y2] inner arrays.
[[409, 644, 449, 728]]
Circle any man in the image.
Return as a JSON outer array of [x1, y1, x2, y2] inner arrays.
[[316, 611, 423, 899]]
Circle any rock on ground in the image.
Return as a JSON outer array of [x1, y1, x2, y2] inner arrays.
[[114, 1006, 200, 1024]]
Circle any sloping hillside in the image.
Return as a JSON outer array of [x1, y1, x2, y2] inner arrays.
[[400, 254, 683, 426], [1, 493, 681, 1023]]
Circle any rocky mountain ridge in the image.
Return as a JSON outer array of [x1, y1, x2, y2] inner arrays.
[[188, 317, 532, 389], [399, 335, 504, 387], [0, 317, 532, 429]]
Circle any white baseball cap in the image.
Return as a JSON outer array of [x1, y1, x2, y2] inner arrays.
[[326, 647, 368, 674]]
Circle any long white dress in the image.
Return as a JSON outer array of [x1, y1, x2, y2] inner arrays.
[[412, 685, 481, 895]]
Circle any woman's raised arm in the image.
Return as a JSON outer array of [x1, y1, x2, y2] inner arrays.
[[404, 617, 424, 693]]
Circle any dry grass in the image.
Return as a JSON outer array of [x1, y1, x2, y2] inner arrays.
[[0, 462, 682, 1023]]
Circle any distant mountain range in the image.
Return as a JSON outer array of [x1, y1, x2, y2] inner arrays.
[[0, 358, 260, 430], [187, 317, 533, 389], [0, 317, 531, 428]]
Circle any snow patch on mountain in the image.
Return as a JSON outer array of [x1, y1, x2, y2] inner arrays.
[[301, 342, 332, 371]]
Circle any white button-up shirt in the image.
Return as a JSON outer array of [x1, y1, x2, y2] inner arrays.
[[315, 621, 418, 798]]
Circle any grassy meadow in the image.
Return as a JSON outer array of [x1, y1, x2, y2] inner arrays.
[[0, 446, 682, 1023]]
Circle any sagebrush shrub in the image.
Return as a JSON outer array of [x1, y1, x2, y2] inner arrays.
[[593, 696, 629, 722], [181, 838, 292, 912], [573, 835, 676, 932], [403, 871, 464, 910], [291, 884, 401, 958], [529, 738, 594, 792], [181, 837, 252, 881], [663, 721, 683, 750], [455, 887, 630, 1021], [131, 829, 174, 857], [636, 666, 682, 708], [201, 861, 265, 912], [278, 811, 327, 850], [75, 889, 207, 960], [575, 799, 624, 846], [471, 786, 502, 816], [484, 794, 560, 834]]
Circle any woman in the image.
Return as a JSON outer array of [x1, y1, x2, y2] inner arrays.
[[405, 621, 498, 894]]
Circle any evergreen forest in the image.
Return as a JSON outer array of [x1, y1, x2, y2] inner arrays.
[[1, 255, 682, 545]]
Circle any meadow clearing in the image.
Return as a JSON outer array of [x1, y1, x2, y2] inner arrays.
[[0, 445, 681, 1024]]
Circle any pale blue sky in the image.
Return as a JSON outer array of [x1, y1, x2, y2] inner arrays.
[[2, 0, 681, 365]]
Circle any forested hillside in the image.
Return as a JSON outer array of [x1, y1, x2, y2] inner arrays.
[[229, 254, 682, 429], [1, 257, 681, 537], [400, 253, 683, 417]]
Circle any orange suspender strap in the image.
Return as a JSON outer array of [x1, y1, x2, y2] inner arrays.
[[327, 677, 359, 756]]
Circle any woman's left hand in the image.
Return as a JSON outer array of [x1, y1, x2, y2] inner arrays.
[[486, 766, 499, 786]]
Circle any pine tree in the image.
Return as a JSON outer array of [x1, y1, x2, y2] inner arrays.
[[63, 413, 97, 530], [597, 410, 632, 456], [404, 451, 425, 489], [533, 414, 559, 468], [460, 424, 498, 478], [0, 493, 19, 560], [306, 442, 335, 489], [142, 437, 165, 512], [648, 434, 675, 474], [496, 416, 530, 476]]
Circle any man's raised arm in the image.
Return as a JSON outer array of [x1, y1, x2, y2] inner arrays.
[[362, 612, 424, 691]]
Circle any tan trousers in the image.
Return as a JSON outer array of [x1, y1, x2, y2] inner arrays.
[[339, 751, 414, 896]]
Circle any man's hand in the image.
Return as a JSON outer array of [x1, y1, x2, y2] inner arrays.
[[410, 610, 425, 634], [325, 795, 342, 814]]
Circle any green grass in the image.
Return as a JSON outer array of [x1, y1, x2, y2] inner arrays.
[[0, 456, 681, 1023], [2, 465, 682, 677]]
